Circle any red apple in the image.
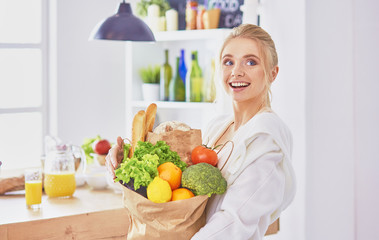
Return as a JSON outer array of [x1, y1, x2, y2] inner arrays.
[[93, 139, 111, 155]]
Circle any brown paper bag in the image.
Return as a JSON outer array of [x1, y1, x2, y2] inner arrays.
[[146, 129, 202, 165], [121, 185, 208, 240]]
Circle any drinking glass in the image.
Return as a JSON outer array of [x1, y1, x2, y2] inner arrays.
[[24, 168, 42, 210]]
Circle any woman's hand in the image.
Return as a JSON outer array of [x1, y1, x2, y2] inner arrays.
[[105, 136, 124, 179]]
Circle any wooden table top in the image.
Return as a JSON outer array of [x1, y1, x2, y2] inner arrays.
[[0, 185, 124, 225]]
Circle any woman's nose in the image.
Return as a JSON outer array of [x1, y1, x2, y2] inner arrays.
[[231, 64, 245, 77]]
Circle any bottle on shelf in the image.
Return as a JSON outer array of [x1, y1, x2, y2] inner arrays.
[[196, 5, 206, 29], [160, 49, 172, 101], [179, 49, 187, 85], [185, 0, 198, 30], [203, 58, 216, 102], [186, 51, 203, 102], [169, 57, 186, 101]]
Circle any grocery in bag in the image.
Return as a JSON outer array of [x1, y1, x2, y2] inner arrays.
[[115, 103, 226, 239]]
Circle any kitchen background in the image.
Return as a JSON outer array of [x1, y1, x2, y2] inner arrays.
[[0, 0, 378, 239]]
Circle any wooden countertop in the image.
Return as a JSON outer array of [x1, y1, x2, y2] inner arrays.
[[0, 177, 279, 239], [0, 185, 130, 239]]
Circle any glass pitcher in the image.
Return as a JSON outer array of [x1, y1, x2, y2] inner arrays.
[[44, 136, 86, 198]]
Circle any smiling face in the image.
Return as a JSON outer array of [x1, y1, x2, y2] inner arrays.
[[221, 37, 268, 104]]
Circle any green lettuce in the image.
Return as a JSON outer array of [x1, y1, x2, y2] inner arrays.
[[114, 140, 187, 190], [81, 135, 101, 164], [133, 141, 187, 172], [123, 143, 131, 162], [115, 154, 159, 190]]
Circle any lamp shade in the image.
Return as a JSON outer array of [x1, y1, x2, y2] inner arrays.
[[90, 2, 155, 42]]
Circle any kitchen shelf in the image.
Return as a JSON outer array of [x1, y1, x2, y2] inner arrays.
[[132, 100, 216, 109], [124, 28, 231, 137], [153, 28, 232, 42]]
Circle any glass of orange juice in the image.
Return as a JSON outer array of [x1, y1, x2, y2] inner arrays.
[[44, 144, 76, 198], [25, 168, 42, 210]]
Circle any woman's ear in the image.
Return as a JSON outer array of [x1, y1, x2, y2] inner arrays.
[[271, 66, 279, 83]]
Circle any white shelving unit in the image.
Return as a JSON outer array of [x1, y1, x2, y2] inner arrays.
[[124, 29, 232, 138], [132, 100, 215, 109], [154, 28, 232, 41]]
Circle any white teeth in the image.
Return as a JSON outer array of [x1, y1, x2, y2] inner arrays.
[[230, 82, 249, 87]]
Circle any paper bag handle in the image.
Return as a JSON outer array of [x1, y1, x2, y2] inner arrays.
[[122, 137, 133, 159], [216, 140, 234, 171], [123, 137, 132, 146]]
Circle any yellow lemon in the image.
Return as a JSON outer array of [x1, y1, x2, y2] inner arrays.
[[147, 177, 172, 203]]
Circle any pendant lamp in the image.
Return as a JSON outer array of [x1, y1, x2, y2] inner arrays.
[[90, 0, 155, 42]]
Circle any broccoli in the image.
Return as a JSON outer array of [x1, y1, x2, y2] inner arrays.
[[181, 163, 227, 197]]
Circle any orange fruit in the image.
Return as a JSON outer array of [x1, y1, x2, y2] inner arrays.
[[158, 162, 182, 190], [171, 188, 195, 201]]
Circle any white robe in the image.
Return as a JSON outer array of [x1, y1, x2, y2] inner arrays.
[[191, 111, 296, 240]]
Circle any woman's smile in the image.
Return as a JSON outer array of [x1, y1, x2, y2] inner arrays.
[[228, 81, 251, 92]]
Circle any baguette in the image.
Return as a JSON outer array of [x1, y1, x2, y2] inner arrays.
[[145, 103, 157, 136], [0, 175, 25, 195], [129, 110, 146, 158]]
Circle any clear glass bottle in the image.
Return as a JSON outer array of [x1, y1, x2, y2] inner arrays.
[[204, 58, 216, 102], [160, 49, 172, 101], [169, 57, 186, 101], [186, 51, 203, 102]]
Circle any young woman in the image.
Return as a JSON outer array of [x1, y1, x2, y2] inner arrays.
[[106, 24, 296, 240], [190, 24, 296, 239]]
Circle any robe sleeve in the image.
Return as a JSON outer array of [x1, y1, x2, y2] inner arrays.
[[191, 134, 286, 240]]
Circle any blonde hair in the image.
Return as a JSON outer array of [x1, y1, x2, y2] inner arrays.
[[219, 24, 278, 107]]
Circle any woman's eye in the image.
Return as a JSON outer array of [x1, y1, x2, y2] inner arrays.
[[223, 60, 233, 66], [247, 60, 256, 66]]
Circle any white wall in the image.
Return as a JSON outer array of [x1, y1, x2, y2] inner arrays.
[[354, 1, 379, 239], [306, 0, 355, 238], [306, 0, 379, 239], [261, 0, 306, 240], [55, 0, 126, 145]]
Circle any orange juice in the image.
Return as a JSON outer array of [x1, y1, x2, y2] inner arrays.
[[44, 172, 76, 197], [25, 181, 42, 205]]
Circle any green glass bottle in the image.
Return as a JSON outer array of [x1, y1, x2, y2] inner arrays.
[[186, 51, 203, 102], [160, 49, 172, 101], [169, 57, 185, 101]]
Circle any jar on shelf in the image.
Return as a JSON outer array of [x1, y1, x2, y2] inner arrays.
[[165, 9, 178, 31]]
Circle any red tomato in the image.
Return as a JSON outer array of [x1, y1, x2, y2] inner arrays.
[[93, 139, 111, 155], [191, 146, 218, 166]]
